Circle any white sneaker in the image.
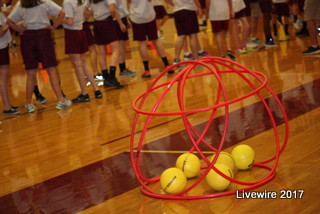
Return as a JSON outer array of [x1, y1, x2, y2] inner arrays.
[[56, 99, 72, 110], [25, 104, 35, 113]]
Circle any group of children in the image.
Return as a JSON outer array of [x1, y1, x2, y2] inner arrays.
[[0, 0, 319, 115]]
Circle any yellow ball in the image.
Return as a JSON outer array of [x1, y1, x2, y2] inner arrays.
[[209, 152, 235, 171], [176, 153, 201, 178], [160, 168, 187, 194], [231, 144, 255, 170], [206, 164, 234, 191]]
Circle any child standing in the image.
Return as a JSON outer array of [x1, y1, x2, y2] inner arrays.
[[7, 0, 72, 112], [128, 0, 173, 78], [63, 0, 102, 103], [206, 0, 234, 58], [0, 7, 19, 115], [84, 0, 123, 88]]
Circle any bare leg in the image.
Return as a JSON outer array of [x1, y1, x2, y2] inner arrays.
[[97, 45, 107, 71], [80, 54, 99, 91], [88, 44, 100, 76], [174, 35, 186, 60], [138, 40, 149, 61], [152, 39, 166, 58], [189, 33, 200, 58], [69, 54, 88, 95], [0, 65, 11, 110], [26, 69, 37, 105], [46, 67, 65, 102]]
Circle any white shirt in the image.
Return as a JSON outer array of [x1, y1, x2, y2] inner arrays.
[[272, 0, 287, 3], [129, 0, 155, 24], [84, 0, 113, 21], [152, 0, 164, 6], [63, 0, 85, 30], [0, 12, 12, 49], [208, 0, 230, 21], [8, 0, 62, 29], [114, 0, 128, 18], [171, 0, 197, 12]]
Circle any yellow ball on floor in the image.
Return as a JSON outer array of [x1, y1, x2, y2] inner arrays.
[[231, 144, 255, 170], [206, 164, 234, 191], [176, 153, 201, 178], [209, 152, 235, 171], [160, 168, 187, 194]]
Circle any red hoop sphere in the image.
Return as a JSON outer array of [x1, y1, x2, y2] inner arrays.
[[130, 57, 289, 199]]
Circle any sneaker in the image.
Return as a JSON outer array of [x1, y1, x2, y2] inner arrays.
[[198, 51, 211, 58], [3, 108, 19, 115], [141, 70, 151, 78], [227, 50, 236, 59], [246, 41, 259, 49], [25, 104, 35, 113], [302, 46, 320, 55], [72, 94, 90, 103], [104, 77, 124, 88], [95, 90, 103, 98], [36, 94, 47, 104], [11, 106, 20, 110], [173, 58, 180, 64], [265, 41, 278, 48], [183, 53, 194, 61], [295, 29, 309, 36], [56, 99, 72, 110], [119, 69, 137, 78], [237, 47, 247, 54], [94, 74, 104, 81], [166, 66, 175, 74], [250, 38, 263, 44]]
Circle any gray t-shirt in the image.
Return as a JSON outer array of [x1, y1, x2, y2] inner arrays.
[[63, 0, 85, 30], [8, 0, 62, 30], [0, 12, 12, 49]]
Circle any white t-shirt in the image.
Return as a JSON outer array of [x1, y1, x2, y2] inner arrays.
[[171, 0, 197, 12], [63, 0, 85, 30], [8, 0, 62, 29], [114, 0, 128, 18], [0, 12, 12, 49], [129, 0, 155, 24], [208, 0, 230, 21], [84, 0, 113, 21]]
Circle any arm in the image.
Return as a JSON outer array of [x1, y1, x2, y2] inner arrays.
[[0, 25, 9, 37], [109, 3, 127, 32], [164, 0, 174, 7], [52, 9, 65, 30], [7, 18, 24, 34], [228, 0, 234, 19], [193, 0, 202, 18], [205, 0, 210, 18], [84, 7, 93, 19]]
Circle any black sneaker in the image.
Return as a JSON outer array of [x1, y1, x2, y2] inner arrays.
[[302, 46, 320, 55], [95, 90, 102, 98], [3, 108, 19, 115], [227, 50, 236, 59], [104, 78, 124, 89], [36, 94, 48, 104], [295, 29, 309, 36], [72, 94, 90, 103], [11, 106, 20, 110]]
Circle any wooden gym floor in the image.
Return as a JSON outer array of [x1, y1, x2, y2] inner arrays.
[[0, 18, 319, 213]]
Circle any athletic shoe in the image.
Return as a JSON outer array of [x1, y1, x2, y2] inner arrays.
[[56, 99, 72, 110], [11, 106, 20, 110], [36, 94, 47, 104], [141, 70, 151, 78], [237, 47, 247, 54], [265, 41, 278, 48], [302, 46, 320, 55], [227, 50, 236, 59], [198, 51, 211, 58], [183, 53, 194, 61], [104, 77, 124, 88], [25, 104, 35, 113], [119, 69, 136, 78], [166, 66, 175, 74], [250, 38, 264, 44], [173, 58, 180, 64], [3, 108, 19, 115], [246, 41, 259, 49], [295, 29, 309, 36], [72, 94, 90, 103], [94, 74, 104, 81], [95, 90, 103, 98]]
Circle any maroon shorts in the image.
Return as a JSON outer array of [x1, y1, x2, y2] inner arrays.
[[211, 20, 229, 33], [20, 29, 57, 70], [174, 10, 200, 36], [199, 0, 206, 9], [235, 0, 251, 18], [93, 16, 118, 45], [273, 3, 290, 17], [64, 28, 88, 54], [154, 5, 168, 19], [131, 19, 158, 41], [258, 0, 273, 13], [0, 45, 9, 66], [83, 21, 95, 46], [114, 17, 129, 41]]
